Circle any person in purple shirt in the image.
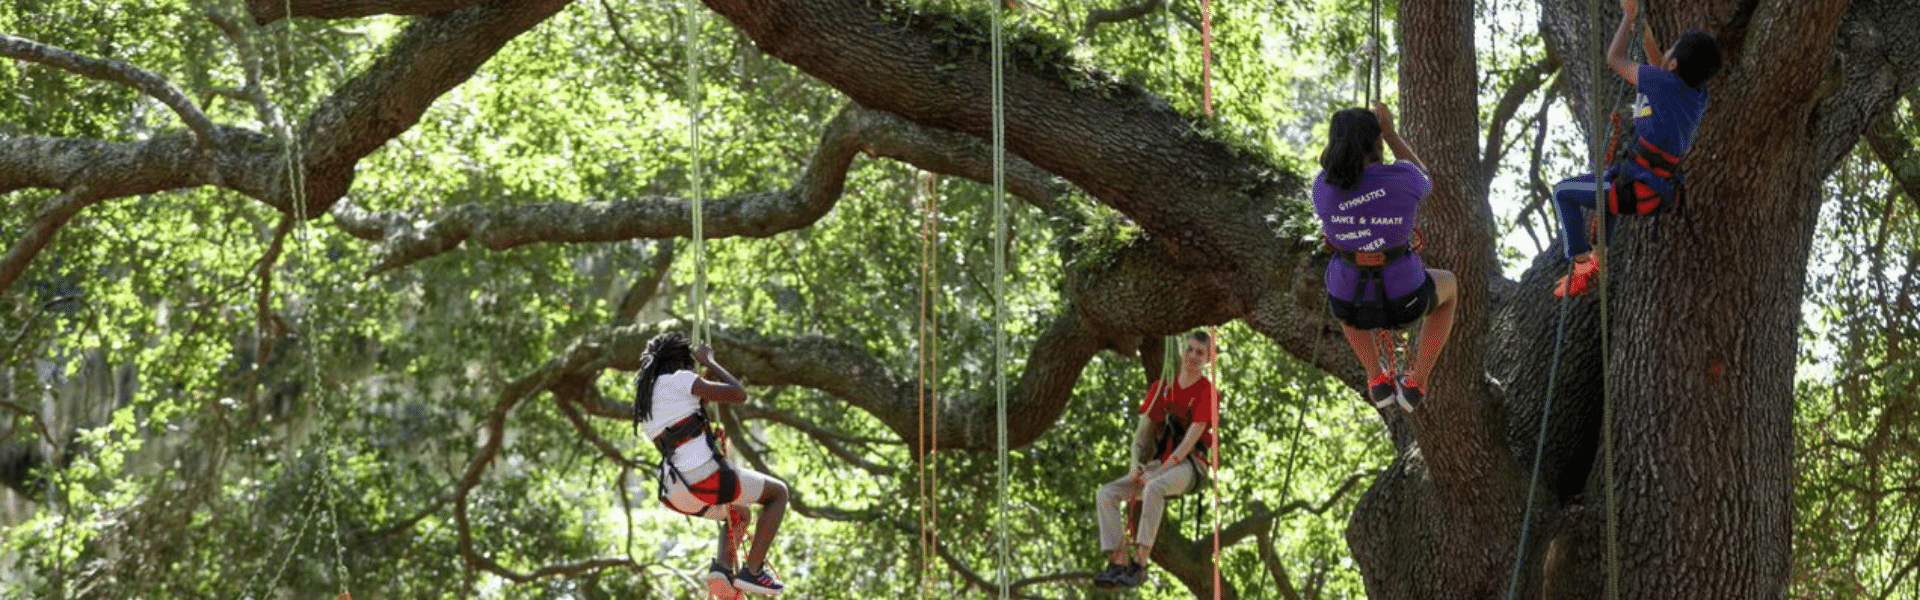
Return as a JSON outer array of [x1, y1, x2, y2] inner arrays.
[[1313, 102, 1459, 412], [1549, 0, 1721, 297]]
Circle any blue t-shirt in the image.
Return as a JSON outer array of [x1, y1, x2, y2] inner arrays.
[[1312, 162, 1431, 301], [1624, 65, 1710, 195]]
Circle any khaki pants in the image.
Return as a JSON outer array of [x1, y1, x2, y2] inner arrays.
[[1095, 459, 1198, 552]]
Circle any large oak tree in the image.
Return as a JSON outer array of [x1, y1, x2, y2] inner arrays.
[[3, 0, 1917, 597]]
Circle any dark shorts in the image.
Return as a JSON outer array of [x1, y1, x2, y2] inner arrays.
[[1328, 273, 1437, 330]]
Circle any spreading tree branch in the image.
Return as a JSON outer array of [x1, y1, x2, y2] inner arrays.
[[1080, 0, 1166, 41], [0, 34, 218, 150], [0, 0, 574, 297], [328, 104, 1070, 274]]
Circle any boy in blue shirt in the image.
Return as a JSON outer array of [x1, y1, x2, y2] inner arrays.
[[1550, 0, 1723, 297]]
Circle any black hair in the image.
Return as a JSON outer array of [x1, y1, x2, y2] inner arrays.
[[1189, 330, 1212, 346], [634, 331, 695, 425], [1319, 108, 1383, 191], [1671, 30, 1722, 89]]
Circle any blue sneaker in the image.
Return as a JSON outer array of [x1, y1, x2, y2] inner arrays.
[[733, 566, 785, 596]]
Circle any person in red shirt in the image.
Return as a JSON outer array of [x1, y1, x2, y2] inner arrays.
[[1091, 331, 1219, 590]]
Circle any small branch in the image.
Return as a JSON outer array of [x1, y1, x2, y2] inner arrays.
[[598, 0, 685, 89], [614, 241, 676, 326], [0, 34, 217, 150], [1254, 529, 1307, 600], [1864, 111, 1920, 206], [555, 384, 641, 468], [452, 336, 631, 583], [0, 189, 102, 297], [1080, 0, 1166, 41], [206, 7, 287, 134], [1481, 57, 1560, 186], [1518, 78, 1564, 254], [734, 404, 900, 476], [1218, 470, 1373, 547]]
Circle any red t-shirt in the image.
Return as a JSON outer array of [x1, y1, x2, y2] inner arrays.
[[1138, 377, 1219, 462]]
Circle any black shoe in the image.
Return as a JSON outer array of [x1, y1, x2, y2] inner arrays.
[[1114, 561, 1149, 589], [732, 566, 784, 596], [1092, 562, 1128, 589], [1366, 373, 1400, 409], [1397, 374, 1426, 413]]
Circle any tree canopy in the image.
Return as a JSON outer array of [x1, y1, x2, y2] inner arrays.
[[2, 0, 1917, 598]]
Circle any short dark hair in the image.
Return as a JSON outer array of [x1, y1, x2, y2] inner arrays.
[[1671, 30, 1722, 89], [1189, 330, 1213, 346]]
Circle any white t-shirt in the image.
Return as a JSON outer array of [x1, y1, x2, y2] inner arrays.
[[640, 370, 715, 474]]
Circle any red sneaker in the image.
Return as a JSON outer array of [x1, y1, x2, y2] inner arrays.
[[1553, 254, 1603, 298]]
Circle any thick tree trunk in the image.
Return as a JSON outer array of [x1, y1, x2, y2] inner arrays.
[[1454, 1, 1920, 599], [1347, 0, 1523, 598]]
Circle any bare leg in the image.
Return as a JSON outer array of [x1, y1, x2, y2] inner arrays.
[[1410, 269, 1458, 382], [743, 479, 788, 572], [1342, 325, 1388, 380]]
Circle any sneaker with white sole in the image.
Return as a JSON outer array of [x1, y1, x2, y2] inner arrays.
[[1366, 373, 1400, 409], [1396, 374, 1426, 413], [733, 566, 785, 596], [705, 561, 739, 599]]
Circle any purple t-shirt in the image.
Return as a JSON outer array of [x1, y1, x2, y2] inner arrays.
[[1312, 162, 1431, 301]]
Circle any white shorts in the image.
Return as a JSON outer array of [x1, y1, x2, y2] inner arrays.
[[658, 460, 773, 521]]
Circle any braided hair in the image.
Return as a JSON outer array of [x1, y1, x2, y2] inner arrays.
[[634, 331, 696, 426]]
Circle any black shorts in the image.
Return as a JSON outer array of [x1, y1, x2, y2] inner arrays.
[[1328, 273, 1436, 330]]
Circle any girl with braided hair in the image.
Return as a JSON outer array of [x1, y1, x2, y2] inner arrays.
[[636, 331, 789, 597]]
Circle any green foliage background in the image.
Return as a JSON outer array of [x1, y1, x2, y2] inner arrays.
[[0, 0, 1913, 598]]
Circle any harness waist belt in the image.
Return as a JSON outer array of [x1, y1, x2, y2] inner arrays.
[[1333, 241, 1413, 269]]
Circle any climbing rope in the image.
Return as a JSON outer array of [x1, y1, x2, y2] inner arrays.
[[916, 172, 942, 599], [1502, 2, 1635, 598], [1206, 326, 1222, 600], [1595, 4, 1622, 600], [684, 0, 708, 348], [677, 6, 746, 597], [232, 5, 355, 597], [1369, 0, 1382, 104], [990, 4, 1010, 599]]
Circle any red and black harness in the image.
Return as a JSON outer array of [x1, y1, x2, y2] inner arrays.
[[650, 410, 740, 516], [1608, 135, 1687, 217]]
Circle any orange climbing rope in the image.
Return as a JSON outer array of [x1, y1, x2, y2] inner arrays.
[[1198, 0, 1222, 593]]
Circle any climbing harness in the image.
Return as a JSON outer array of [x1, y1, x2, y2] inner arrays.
[[650, 411, 743, 518]]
